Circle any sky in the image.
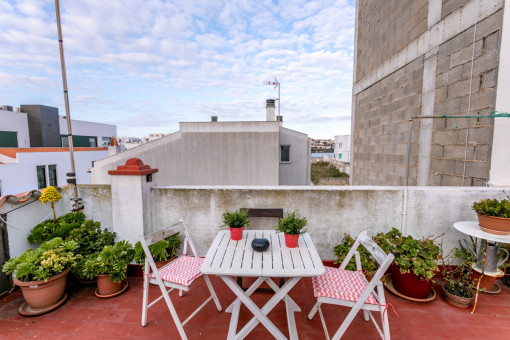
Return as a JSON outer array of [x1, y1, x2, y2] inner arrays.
[[0, 0, 356, 139]]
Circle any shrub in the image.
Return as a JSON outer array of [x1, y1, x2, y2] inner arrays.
[[27, 212, 86, 244]]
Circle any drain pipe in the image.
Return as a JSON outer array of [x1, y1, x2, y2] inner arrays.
[[401, 119, 414, 235]]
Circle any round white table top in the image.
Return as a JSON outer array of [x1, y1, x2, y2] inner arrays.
[[454, 221, 510, 243]]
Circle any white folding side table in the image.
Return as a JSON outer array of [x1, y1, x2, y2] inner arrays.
[[453, 221, 510, 313], [201, 230, 325, 340]]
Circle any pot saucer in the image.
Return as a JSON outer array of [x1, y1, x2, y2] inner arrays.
[[95, 281, 129, 298], [382, 274, 436, 302], [481, 281, 501, 294], [18, 293, 68, 316]]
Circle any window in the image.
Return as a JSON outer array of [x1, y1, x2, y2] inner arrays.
[[37, 165, 46, 189], [338, 142, 342, 148], [280, 145, 290, 162], [102, 137, 111, 146], [48, 165, 57, 186], [88, 137, 97, 147], [60, 135, 98, 147], [338, 153, 342, 159], [0, 131, 18, 147], [61, 135, 69, 147]]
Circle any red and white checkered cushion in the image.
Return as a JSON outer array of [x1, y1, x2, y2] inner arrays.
[[149, 256, 204, 287], [312, 267, 377, 305]]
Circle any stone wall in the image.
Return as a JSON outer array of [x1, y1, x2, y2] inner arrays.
[[356, 0, 428, 82], [353, 57, 424, 185], [430, 10, 503, 186]]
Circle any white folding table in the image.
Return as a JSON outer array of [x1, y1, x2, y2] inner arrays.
[[201, 230, 325, 340]]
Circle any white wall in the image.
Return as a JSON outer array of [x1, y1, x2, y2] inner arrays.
[[0, 110, 30, 147], [92, 121, 283, 186], [60, 118, 117, 146], [279, 127, 310, 185], [334, 135, 351, 162], [0, 150, 108, 196]]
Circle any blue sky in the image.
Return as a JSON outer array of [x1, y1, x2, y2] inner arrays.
[[0, 0, 355, 139]]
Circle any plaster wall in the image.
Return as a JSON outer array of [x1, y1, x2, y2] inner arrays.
[[334, 135, 351, 162], [92, 122, 284, 186], [0, 150, 108, 196], [0, 110, 30, 147], [278, 127, 310, 185]]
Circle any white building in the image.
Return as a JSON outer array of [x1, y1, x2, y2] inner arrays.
[[92, 100, 311, 186], [334, 135, 351, 163], [0, 105, 115, 196]]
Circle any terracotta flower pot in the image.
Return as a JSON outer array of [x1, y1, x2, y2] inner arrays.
[[14, 267, 70, 310], [477, 214, 510, 235], [96, 275, 125, 296], [230, 227, 244, 241], [391, 262, 432, 299], [284, 233, 299, 248], [442, 285, 474, 308]]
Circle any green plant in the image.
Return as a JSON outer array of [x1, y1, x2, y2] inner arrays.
[[2, 237, 81, 282], [27, 212, 86, 244], [81, 241, 134, 283], [134, 233, 182, 264], [310, 161, 349, 185], [391, 230, 441, 281], [442, 243, 478, 298], [222, 209, 251, 229], [274, 210, 307, 235], [66, 219, 116, 256], [39, 186, 63, 221], [473, 199, 510, 218]]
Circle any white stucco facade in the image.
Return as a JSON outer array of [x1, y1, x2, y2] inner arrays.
[[334, 135, 351, 163], [0, 109, 30, 147], [59, 117, 117, 146], [92, 121, 310, 186], [0, 149, 108, 196]]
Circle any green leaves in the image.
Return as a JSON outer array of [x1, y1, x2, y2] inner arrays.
[[473, 199, 510, 218], [134, 233, 182, 265], [274, 210, 307, 235], [27, 212, 86, 244], [79, 241, 135, 283], [222, 210, 251, 229]]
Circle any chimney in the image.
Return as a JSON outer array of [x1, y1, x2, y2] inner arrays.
[[211, 116, 218, 122], [108, 137, 121, 156], [266, 99, 275, 121]]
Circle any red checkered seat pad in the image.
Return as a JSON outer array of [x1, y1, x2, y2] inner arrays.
[[312, 267, 377, 304], [149, 256, 204, 287]]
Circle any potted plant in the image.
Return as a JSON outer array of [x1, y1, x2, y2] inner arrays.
[[134, 232, 182, 270], [66, 219, 116, 282], [472, 198, 510, 235], [390, 230, 441, 299], [81, 240, 134, 297], [274, 210, 307, 248], [2, 238, 81, 315], [441, 245, 478, 308], [27, 211, 86, 244], [222, 209, 251, 240]]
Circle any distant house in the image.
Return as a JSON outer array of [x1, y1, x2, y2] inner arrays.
[[0, 105, 115, 195], [92, 100, 311, 186], [334, 135, 351, 163]]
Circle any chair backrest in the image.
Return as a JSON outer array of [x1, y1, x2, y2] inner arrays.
[[140, 219, 199, 265], [340, 231, 394, 282]]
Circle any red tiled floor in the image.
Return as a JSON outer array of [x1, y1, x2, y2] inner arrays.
[[1, 275, 509, 339]]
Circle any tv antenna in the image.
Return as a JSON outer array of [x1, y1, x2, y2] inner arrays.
[[263, 78, 280, 117]]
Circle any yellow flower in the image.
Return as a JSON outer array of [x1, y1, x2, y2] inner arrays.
[[39, 186, 63, 205]]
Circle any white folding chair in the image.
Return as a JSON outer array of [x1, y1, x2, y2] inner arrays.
[[307, 231, 395, 340], [140, 219, 222, 340]]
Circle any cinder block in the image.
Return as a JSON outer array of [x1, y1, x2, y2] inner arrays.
[[444, 144, 475, 159], [442, 0, 470, 20], [472, 178, 488, 186], [428, 171, 442, 186], [432, 129, 462, 145], [459, 160, 490, 179], [437, 56, 451, 73], [469, 88, 496, 110], [471, 50, 500, 76], [446, 65, 463, 84], [474, 144, 490, 161], [431, 144, 444, 157], [450, 45, 474, 68], [430, 158, 456, 174], [475, 10, 503, 40], [468, 126, 494, 144], [434, 98, 460, 114], [437, 34, 465, 60], [481, 69, 496, 89], [447, 79, 471, 99], [440, 174, 464, 186], [435, 86, 447, 102]]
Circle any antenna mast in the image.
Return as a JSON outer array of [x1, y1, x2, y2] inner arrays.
[[264, 78, 280, 117]]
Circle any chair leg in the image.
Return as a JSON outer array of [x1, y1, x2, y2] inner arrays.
[[158, 283, 188, 340], [179, 289, 183, 297], [363, 310, 369, 322], [307, 301, 321, 320], [331, 305, 360, 340], [203, 274, 222, 312], [141, 271, 150, 326]]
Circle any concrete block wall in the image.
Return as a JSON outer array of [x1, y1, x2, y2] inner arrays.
[[431, 10, 503, 186], [353, 57, 424, 185], [356, 0, 429, 82]]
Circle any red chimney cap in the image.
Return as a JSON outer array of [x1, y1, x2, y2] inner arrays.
[[108, 158, 158, 176]]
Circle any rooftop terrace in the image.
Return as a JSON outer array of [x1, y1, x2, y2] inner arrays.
[[1, 274, 509, 339]]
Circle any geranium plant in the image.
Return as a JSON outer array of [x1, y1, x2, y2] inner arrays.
[[2, 237, 81, 282], [39, 186, 63, 222]]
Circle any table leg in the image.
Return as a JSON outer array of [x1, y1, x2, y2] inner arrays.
[[264, 278, 301, 312], [471, 239, 488, 314], [226, 277, 266, 313], [236, 277, 301, 340], [285, 296, 299, 340], [221, 276, 288, 340]]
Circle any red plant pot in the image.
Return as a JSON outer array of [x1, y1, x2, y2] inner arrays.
[[477, 214, 510, 235], [230, 227, 244, 241], [391, 262, 432, 299], [284, 234, 299, 248]]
